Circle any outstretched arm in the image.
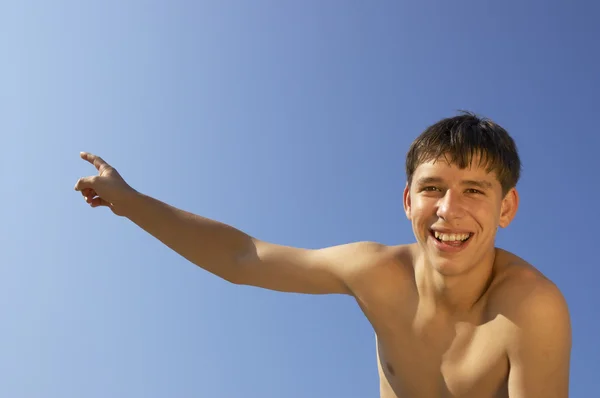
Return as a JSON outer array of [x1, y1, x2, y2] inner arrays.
[[121, 191, 381, 294], [74, 152, 383, 294]]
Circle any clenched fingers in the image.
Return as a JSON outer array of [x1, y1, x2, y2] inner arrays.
[[90, 197, 111, 208], [81, 188, 96, 200], [74, 176, 98, 191]]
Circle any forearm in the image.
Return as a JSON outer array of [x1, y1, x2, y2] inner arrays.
[[122, 192, 253, 282]]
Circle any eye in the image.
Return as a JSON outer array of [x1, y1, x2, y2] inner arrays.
[[466, 188, 483, 194], [422, 186, 440, 192]]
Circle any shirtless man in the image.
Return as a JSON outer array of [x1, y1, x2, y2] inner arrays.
[[74, 112, 571, 397]]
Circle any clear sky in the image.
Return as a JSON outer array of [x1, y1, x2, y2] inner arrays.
[[3, 1, 599, 397]]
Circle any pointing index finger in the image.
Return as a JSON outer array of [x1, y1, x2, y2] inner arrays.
[[80, 152, 110, 172]]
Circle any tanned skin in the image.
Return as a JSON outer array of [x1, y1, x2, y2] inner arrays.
[[75, 152, 571, 398]]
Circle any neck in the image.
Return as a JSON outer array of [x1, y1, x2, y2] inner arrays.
[[416, 248, 497, 314]]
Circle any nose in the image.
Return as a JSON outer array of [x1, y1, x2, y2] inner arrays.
[[436, 189, 465, 221]]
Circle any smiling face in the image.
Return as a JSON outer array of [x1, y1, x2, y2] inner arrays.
[[403, 156, 519, 275]]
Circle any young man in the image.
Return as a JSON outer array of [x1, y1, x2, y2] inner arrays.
[[74, 112, 571, 397]]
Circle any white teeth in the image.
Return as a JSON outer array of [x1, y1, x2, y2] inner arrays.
[[433, 231, 470, 241]]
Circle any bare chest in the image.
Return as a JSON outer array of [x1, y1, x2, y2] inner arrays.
[[359, 298, 509, 398]]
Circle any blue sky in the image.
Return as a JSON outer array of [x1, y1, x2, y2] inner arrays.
[[3, 1, 599, 397]]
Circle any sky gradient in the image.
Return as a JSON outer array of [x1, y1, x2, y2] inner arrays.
[[3, 1, 600, 397]]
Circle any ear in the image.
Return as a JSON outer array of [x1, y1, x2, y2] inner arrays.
[[403, 182, 412, 220], [499, 188, 519, 228]]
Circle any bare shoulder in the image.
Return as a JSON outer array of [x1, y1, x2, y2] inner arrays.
[[488, 249, 570, 322], [324, 240, 411, 268], [339, 242, 415, 295], [489, 251, 572, 396], [343, 240, 413, 261]]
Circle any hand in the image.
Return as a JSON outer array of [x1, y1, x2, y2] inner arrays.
[[74, 152, 138, 216]]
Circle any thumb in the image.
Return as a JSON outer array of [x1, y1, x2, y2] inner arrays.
[[74, 176, 98, 192]]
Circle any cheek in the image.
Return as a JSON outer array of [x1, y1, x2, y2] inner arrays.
[[410, 199, 434, 218], [472, 204, 501, 227]]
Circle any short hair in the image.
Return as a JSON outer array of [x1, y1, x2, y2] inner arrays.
[[405, 111, 521, 195]]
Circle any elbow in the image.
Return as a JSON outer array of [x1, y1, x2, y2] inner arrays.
[[219, 256, 251, 286], [222, 241, 259, 286], [192, 255, 248, 286], [221, 269, 245, 285]]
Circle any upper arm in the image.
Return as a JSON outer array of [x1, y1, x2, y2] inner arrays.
[[506, 281, 572, 398], [234, 239, 385, 295]]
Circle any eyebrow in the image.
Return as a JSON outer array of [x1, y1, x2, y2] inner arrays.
[[462, 179, 494, 189], [415, 177, 444, 186], [415, 177, 493, 190]]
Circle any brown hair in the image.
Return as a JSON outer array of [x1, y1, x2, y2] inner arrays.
[[405, 111, 521, 195]]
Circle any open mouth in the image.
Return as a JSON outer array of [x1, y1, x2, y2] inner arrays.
[[430, 230, 473, 248]]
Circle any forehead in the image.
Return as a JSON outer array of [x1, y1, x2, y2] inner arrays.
[[413, 157, 500, 186]]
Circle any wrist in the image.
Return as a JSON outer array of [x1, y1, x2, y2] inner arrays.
[[115, 189, 144, 218]]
